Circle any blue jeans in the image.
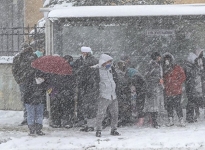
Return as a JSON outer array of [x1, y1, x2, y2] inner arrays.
[[25, 104, 44, 125]]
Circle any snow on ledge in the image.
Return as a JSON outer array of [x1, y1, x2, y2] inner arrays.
[[0, 56, 14, 64], [48, 4, 205, 18]]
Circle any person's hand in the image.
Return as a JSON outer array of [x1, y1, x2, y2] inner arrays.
[[160, 78, 164, 85]]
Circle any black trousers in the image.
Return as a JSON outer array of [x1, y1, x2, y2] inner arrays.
[[186, 96, 203, 122], [166, 95, 183, 118]]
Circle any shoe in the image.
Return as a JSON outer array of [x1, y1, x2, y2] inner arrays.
[[96, 130, 101, 137], [136, 118, 144, 127], [28, 125, 35, 136], [87, 127, 94, 132], [20, 120, 27, 126], [166, 117, 174, 127], [64, 124, 73, 129], [110, 129, 120, 136], [36, 130, 45, 136], [50, 124, 61, 128], [80, 125, 88, 132], [179, 118, 186, 127]]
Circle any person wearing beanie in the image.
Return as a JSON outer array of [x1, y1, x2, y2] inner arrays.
[[73, 46, 99, 131], [125, 68, 147, 127], [144, 52, 163, 129]]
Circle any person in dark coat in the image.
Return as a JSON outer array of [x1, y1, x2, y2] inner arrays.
[[162, 52, 186, 127], [144, 52, 164, 129], [115, 61, 131, 126], [125, 68, 147, 127], [12, 43, 37, 125], [73, 47, 99, 131], [24, 70, 48, 136], [184, 52, 204, 123]]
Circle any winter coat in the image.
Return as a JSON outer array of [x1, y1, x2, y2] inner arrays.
[[24, 72, 48, 105], [126, 68, 147, 113], [12, 49, 37, 84], [144, 60, 164, 112], [163, 52, 186, 97], [99, 54, 117, 100], [184, 53, 203, 99]]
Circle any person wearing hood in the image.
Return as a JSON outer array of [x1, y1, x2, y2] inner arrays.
[[73, 47, 99, 131], [125, 68, 147, 127], [184, 52, 204, 123], [12, 43, 37, 126], [162, 52, 186, 127], [144, 52, 163, 129], [95, 54, 120, 137]]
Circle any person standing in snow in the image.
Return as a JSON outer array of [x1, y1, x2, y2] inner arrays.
[[73, 47, 99, 131], [95, 54, 120, 137], [25, 70, 49, 136], [12, 43, 37, 126], [162, 52, 186, 127], [115, 61, 131, 126], [184, 52, 204, 123], [125, 68, 147, 127], [144, 52, 163, 129]]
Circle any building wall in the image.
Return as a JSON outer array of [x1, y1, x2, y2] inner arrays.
[[25, 0, 44, 27], [0, 64, 22, 110], [175, 0, 205, 4]]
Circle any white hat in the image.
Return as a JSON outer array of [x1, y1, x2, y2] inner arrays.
[[81, 47, 92, 53]]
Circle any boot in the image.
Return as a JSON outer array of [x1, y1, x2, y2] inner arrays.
[[96, 130, 101, 137], [28, 125, 35, 136], [36, 123, 45, 136], [110, 129, 120, 136], [20, 119, 27, 126], [136, 118, 144, 127], [179, 118, 186, 127], [166, 117, 174, 127]]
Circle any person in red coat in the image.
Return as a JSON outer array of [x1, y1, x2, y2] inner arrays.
[[162, 52, 186, 127]]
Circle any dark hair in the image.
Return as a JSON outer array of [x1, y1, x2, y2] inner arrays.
[[63, 55, 73, 63], [151, 52, 161, 60]]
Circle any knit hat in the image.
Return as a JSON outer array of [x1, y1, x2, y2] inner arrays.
[[151, 52, 161, 60], [126, 68, 137, 78], [81, 47, 92, 53]]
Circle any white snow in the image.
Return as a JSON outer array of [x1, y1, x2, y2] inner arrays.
[[0, 56, 14, 64], [48, 4, 205, 18], [1, 110, 205, 149], [43, 0, 51, 7]]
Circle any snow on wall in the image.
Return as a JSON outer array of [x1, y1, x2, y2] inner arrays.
[[48, 5, 205, 18]]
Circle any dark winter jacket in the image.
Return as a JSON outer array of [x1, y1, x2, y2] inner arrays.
[[24, 74, 48, 105], [126, 68, 147, 111], [12, 48, 37, 84], [184, 53, 203, 99]]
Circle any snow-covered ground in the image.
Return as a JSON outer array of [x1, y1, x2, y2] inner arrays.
[[0, 110, 205, 150]]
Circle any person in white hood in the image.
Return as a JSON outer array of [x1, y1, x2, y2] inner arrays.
[[95, 54, 120, 137]]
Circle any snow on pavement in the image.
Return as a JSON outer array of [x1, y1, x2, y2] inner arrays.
[[0, 110, 205, 150]]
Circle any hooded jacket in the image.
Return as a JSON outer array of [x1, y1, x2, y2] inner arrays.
[[99, 54, 117, 100], [184, 52, 203, 98], [163, 53, 186, 96]]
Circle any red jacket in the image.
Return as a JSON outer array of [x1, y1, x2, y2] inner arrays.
[[164, 65, 186, 96]]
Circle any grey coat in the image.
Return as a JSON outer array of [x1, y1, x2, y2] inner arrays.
[[144, 60, 164, 112]]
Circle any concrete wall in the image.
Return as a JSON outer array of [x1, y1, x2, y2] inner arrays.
[[0, 64, 22, 110], [175, 0, 205, 4]]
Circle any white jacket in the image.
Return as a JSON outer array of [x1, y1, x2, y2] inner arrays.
[[99, 54, 117, 100]]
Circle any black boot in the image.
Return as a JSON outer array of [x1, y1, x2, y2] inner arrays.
[[96, 130, 101, 137], [20, 119, 27, 126], [36, 123, 45, 136], [28, 125, 35, 136], [110, 129, 120, 136]]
